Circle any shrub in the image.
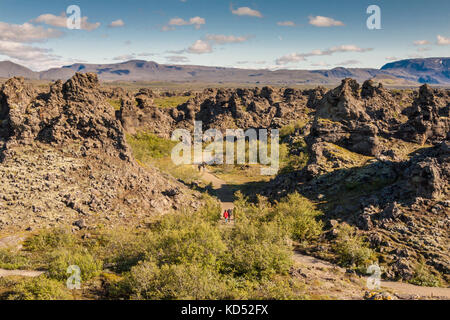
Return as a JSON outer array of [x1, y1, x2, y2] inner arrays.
[[93, 228, 151, 273], [224, 220, 292, 279], [148, 213, 227, 269], [24, 227, 77, 252], [0, 249, 31, 270], [273, 193, 323, 243], [332, 224, 376, 269], [249, 275, 308, 300], [3, 276, 72, 300], [47, 249, 103, 282], [409, 262, 442, 287], [120, 261, 228, 300]]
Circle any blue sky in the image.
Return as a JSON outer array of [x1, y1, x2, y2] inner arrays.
[[0, 0, 448, 71]]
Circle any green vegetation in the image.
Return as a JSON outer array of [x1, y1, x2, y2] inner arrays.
[[0, 249, 30, 270], [331, 224, 376, 271], [126, 132, 200, 184], [0, 192, 324, 300], [126, 132, 176, 159], [279, 120, 307, 138], [409, 262, 442, 287], [1, 276, 72, 300], [153, 96, 192, 108], [279, 140, 309, 174], [107, 99, 122, 111]]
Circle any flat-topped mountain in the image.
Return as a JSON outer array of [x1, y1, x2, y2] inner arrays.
[[0, 57, 449, 85]]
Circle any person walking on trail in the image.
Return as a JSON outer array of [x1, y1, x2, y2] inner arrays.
[[227, 209, 233, 221], [223, 210, 229, 223]]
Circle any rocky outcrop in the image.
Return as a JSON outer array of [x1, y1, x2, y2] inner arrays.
[[119, 86, 317, 138], [0, 73, 201, 232], [398, 84, 450, 144], [309, 79, 380, 157]]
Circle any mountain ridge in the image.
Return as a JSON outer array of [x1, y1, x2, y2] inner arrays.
[[1, 57, 449, 85]]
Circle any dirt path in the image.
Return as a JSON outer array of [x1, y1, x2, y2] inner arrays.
[[201, 169, 235, 211], [0, 235, 45, 278], [0, 269, 44, 278]]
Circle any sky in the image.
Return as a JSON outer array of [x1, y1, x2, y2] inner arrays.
[[0, 0, 449, 71]]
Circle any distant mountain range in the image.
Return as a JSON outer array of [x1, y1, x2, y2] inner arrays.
[[0, 57, 449, 85]]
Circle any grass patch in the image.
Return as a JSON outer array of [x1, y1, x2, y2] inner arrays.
[[107, 99, 122, 111], [153, 96, 192, 108], [126, 132, 200, 184]]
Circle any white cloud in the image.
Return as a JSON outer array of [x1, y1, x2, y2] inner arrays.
[[413, 40, 430, 46], [109, 19, 125, 28], [417, 47, 431, 52], [276, 44, 372, 65], [277, 21, 295, 27], [276, 53, 306, 65], [231, 7, 263, 18], [0, 40, 64, 70], [308, 16, 344, 27], [165, 16, 205, 30], [205, 34, 251, 44], [33, 13, 100, 31], [0, 22, 63, 42], [187, 40, 212, 54], [437, 35, 450, 45]]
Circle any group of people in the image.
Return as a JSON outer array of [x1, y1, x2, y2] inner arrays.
[[223, 208, 233, 223]]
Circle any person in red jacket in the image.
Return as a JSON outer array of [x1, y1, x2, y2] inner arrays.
[[223, 210, 229, 223]]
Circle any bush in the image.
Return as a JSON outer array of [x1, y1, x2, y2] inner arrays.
[[121, 261, 229, 300], [148, 213, 227, 269], [24, 227, 77, 252], [409, 262, 442, 287], [332, 224, 376, 269], [93, 228, 150, 273], [3, 276, 72, 300], [0, 249, 31, 270], [273, 193, 323, 243], [47, 249, 103, 282], [225, 221, 292, 279], [249, 275, 308, 300]]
